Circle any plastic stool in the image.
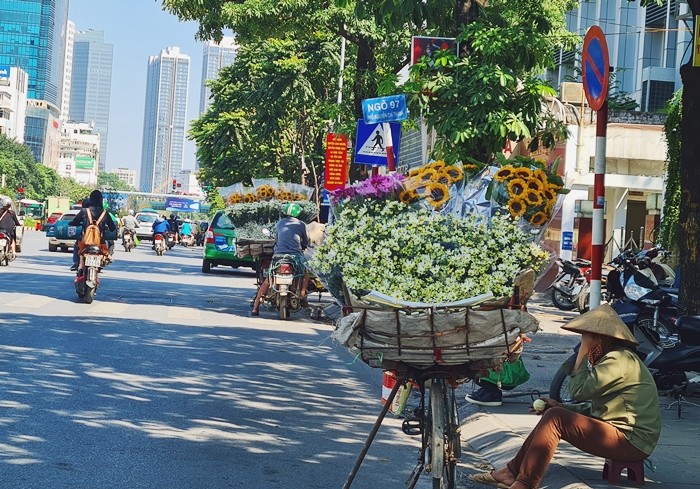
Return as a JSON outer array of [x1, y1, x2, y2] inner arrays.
[[602, 458, 645, 486]]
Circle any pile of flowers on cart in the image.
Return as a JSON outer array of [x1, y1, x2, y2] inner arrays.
[[309, 155, 568, 368]]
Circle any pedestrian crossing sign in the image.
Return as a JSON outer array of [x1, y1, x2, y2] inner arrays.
[[354, 119, 402, 166]]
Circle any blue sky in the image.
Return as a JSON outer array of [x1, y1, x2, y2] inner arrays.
[[68, 0, 213, 179]]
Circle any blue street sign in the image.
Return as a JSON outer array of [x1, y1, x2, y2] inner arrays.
[[354, 119, 402, 166], [562, 231, 573, 251], [361, 94, 408, 124], [582, 26, 609, 111]]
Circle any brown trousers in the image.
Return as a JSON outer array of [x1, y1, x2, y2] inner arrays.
[[506, 406, 648, 489]]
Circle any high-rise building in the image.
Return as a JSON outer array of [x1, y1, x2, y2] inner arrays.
[[111, 167, 136, 188], [0, 0, 69, 165], [0, 66, 29, 142], [60, 19, 75, 120], [58, 120, 99, 185], [199, 37, 237, 114], [69, 29, 113, 172], [140, 46, 190, 193]]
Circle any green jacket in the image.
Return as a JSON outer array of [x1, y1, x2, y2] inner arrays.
[[564, 347, 661, 456]]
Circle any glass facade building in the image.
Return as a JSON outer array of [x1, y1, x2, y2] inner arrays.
[[140, 46, 190, 193], [199, 37, 237, 114], [0, 0, 69, 106], [69, 29, 113, 171]]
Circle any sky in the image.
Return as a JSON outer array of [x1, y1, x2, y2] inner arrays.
[[68, 0, 217, 180]]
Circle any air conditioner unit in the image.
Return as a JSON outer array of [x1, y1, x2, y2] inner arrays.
[[674, 0, 691, 21], [559, 82, 586, 105]]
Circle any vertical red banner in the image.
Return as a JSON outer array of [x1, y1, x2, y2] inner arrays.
[[324, 134, 348, 191]]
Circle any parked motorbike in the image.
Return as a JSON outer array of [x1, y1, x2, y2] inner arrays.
[[153, 233, 167, 256], [0, 231, 12, 266], [122, 229, 136, 252], [548, 258, 592, 310], [180, 233, 195, 247], [74, 245, 105, 304]]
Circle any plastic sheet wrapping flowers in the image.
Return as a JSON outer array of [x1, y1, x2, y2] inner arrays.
[[310, 155, 564, 304]]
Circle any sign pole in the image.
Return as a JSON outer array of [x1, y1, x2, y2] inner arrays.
[[383, 122, 396, 172], [590, 99, 607, 309]]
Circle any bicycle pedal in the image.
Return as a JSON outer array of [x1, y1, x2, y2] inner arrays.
[[402, 417, 423, 436]]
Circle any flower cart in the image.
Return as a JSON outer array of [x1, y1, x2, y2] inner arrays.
[[309, 159, 567, 488]]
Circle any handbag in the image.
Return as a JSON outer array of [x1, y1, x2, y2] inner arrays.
[[481, 357, 530, 390]]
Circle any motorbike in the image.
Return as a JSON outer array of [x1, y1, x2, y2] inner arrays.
[[74, 245, 106, 303], [153, 233, 167, 256], [0, 230, 12, 266], [180, 233, 195, 247], [122, 229, 136, 252], [165, 231, 177, 250], [548, 258, 592, 310]]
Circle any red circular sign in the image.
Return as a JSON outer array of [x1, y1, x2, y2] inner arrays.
[[581, 26, 610, 111]]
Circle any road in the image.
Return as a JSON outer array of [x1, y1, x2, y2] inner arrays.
[[0, 230, 424, 489]]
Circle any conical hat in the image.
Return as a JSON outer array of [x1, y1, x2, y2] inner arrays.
[[561, 303, 638, 345]]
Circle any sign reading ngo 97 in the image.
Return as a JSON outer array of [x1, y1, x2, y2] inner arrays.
[[361, 95, 408, 124]]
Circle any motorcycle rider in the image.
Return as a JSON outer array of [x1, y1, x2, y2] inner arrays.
[[69, 190, 117, 268], [167, 213, 180, 243], [121, 209, 139, 243], [151, 214, 171, 247], [0, 196, 21, 260], [251, 202, 310, 316]]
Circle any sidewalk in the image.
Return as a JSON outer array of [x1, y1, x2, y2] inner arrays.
[[455, 293, 700, 488]]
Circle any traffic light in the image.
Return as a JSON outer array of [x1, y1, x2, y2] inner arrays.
[[172, 179, 177, 190]]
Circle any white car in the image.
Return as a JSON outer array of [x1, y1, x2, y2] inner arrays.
[[134, 212, 159, 241]]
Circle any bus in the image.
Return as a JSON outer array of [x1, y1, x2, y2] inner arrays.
[[17, 199, 44, 219]]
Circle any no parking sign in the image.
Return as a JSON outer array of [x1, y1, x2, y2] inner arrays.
[[582, 26, 609, 111]]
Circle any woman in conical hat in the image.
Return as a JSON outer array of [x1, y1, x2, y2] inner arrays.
[[470, 304, 661, 489]]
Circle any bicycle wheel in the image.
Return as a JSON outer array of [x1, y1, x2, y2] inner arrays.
[[428, 379, 457, 489]]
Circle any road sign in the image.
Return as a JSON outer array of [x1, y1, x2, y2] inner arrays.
[[361, 95, 408, 124], [354, 119, 401, 166], [582, 25, 609, 111]]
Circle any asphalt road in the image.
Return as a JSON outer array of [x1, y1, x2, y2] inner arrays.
[[0, 230, 427, 489]]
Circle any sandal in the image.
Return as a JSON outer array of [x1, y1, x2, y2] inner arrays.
[[469, 472, 510, 489]]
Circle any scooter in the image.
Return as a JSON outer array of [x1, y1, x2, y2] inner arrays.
[[0, 231, 12, 266], [75, 245, 105, 304], [180, 233, 195, 247], [268, 254, 305, 320], [153, 233, 167, 256], [548, 258, 591, 310], [165, 231, 177, 250], [122, 229, 136, 252]]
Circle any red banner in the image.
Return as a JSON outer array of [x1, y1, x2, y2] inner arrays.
[[324, 134, 348, 191]]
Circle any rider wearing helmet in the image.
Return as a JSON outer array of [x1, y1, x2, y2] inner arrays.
[[0, 196, 21, 259], [121, 209, 139, 241], [251, 202, 310, 316]]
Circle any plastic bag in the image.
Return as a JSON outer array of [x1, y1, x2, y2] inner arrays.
[[481, 357, 530, 390]]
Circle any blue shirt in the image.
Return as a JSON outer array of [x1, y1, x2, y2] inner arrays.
[[152, 218, 171, 234]]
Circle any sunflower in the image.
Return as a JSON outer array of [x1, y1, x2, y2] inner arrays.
[[228, 193, 243, 204], [541, 187, 556, 202], [463, 163, 478, 171], [508, 198, 527, 218], [294, 192, 308, 201], [429, 160, 446, 170], [529, 211, 548, 226], [526, 178, 544, 192], [419, 168, 439, 183], [507, 178, 527, 197], [494, 167, 514, 182], [437, 172, 452, 187], [425, 182, 450, 208], [514, 167, 533, 179], [408, 168, 423, 178], [243, 193, 258, 203], [533, 169, 548, 183], [399, 189, 418, 205], [256, 185, 275, 200], [444, 165, 464, 183], [524, 189, 543, 206]]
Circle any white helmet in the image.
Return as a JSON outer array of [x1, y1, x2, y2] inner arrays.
[[1, 196, 11, 208], [128, 209, 134, 216]]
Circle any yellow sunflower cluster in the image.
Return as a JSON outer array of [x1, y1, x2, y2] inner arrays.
[[494, 165, 564, 226], [275, 188, 309, 201], [399, 160, 464, 209], [226, 193, 245, 205], [256, 184, 276, 201]]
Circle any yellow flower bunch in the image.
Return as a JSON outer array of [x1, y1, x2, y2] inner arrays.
[[243, 193, 258, 203], [227, 193, 244, 205], [256, 185, 276, 201], [492, 157, 567, 226], [402, 160, 464, 209], [276, 189, 295, 201]]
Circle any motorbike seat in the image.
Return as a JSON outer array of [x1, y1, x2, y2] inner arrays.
[[82, 245, 102, 254], [676, 316, 700, 347], [646, 340, 700, 370]]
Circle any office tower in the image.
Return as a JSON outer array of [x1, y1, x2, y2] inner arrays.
[[199, 37, 237, 114], [69, 29, 114, 172], [60, 19, 75, 120], [0, 0, 69, 164], [140, 47, 190, 193]]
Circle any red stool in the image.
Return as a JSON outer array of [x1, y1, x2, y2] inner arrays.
[[602, 458, 645, 486]]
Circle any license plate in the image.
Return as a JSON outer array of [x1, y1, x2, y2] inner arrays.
[[85, 255, 102, 267], [275, 274, 294, 285]]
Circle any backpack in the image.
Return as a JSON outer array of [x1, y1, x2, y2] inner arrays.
[[82, 208, 106, 247]]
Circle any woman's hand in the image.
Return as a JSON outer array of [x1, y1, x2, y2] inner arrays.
[[529, 397, 561, 415]]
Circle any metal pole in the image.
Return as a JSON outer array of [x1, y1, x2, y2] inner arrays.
[[341, 376, 403, 489], [383, 122, 396, 172], [590, 100, 607, 308]]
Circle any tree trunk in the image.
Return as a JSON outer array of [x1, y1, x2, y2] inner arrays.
[[679, 2, 700, 314]]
